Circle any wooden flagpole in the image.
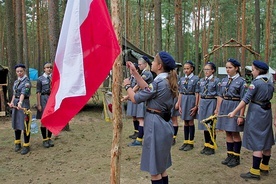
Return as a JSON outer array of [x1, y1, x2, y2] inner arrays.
[[110, 0, 122, 183]]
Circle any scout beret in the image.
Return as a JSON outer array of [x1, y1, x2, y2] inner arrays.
[[14, 63, 26, 69], [227, 58, 241, 67], [253, 60, 269, 71], [158, 51, 176, 70], [142, 55, 151, 66], [43, 62, 52, 67], [185, 60, 195, 70], [206, 61, 216, 72]]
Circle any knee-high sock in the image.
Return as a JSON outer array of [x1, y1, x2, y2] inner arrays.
[[184, 125, 189, 140], [253, 156, 262, 170], [233, 141, 242, 155], [137, 126, 144, 139], [151, 179, 163, 184], [134, 120, 139, 131], [47, 129, 52, 138], [226, 142, 234, 154], [162, 176, 168, 184], [173, 126, 179, 137], [41, 127, 47, 139], [189, 125, 195, 141], [204, 130, 210, 143], [15, 130, 21, 141], [262, 154, 271, 165], [23, 132, 30, 144]]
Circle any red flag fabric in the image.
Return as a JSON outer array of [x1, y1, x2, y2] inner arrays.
[[41, 0, 120, 135]]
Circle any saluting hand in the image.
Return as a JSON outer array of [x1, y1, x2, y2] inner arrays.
[[126, 61, 138, 75]]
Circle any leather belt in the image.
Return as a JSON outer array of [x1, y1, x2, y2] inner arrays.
[[146, 108, 161, 114], [15, 96, 29, 99], [223, 96, 240, 101], [181, 92, 195, 95], [201, 96, 216, 99], [41, 92, 50, 95]]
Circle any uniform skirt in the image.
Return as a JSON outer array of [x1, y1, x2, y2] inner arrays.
[[136, 102, 146, 118], [36, 94, 49, 119], [180, 94, 196, 121], [198, 98, 217, 130], [171, 98, 180, 117], [216, 99, 244, 132], [126, 100, 137, 117], [243, 103, 275, 151], [140, 112, 174, 175], [12, 98, 30, 130]]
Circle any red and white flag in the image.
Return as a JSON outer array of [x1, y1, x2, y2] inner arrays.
[[41, 0, 120, 135]]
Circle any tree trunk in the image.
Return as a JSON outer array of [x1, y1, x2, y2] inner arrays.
[[265, 0, 271, 63], [5, 0, 17, 101], [48, 0, 60, 62], [254, 0, 260, 53], [154, 0, 162, 52], [194, 0, 201, 74], [22, 0, 29, 72], [175, 0, 182, 63], [241, 0, 246, 76], [15, 0, 23, 64], [110, 0, 122, 183], [36, 0, 42, 75]]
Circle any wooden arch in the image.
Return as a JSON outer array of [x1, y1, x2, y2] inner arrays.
[[203, 38, 260, 63]]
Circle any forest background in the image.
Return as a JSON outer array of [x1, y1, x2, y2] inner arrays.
[[0, 0, 276, 98], [0, 1, 276, 183]]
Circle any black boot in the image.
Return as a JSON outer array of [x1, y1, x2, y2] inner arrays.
[[14, 144, 21, 152], [129, 131, 138, 139], [227, 155, 240, 168], [43, 139, 50, 148], [221, 154, 233, 165], [21, 146, 30, 155], [240, 172, 260, 180]]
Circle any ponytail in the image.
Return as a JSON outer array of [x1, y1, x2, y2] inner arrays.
[[167, 70, 178, 98]]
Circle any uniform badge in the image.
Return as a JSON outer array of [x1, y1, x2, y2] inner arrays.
[[145, 83, 154, 92], [25, 83, 31, 88], [248, 84, 255, 90]]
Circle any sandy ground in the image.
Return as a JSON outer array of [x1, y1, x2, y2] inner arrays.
[[0, 101, 276, 184]]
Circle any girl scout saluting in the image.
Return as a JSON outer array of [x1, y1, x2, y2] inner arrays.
[[124, 51, 177, 184], [197, 62, 220, 155], [178, 61, 200, 151], [229, 60, 274, 181], [128, 56, 153, 146], [216, 58, 246, 168], [8, 64, 32, 155]]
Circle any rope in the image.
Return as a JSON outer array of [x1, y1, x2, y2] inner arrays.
[[200, 114, 246, 150]]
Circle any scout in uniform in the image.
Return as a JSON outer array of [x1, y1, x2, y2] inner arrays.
[[36, 62, 54, 148], [197, 62, 220, 155], [124, 63, 139, 139], [8, 64, 32, 155], [128, 56, 153, 146], [229, 60, 274, 180], [216, 58, 246, 168], [178, 61, 199, 151], [124, 51, 177, 184]]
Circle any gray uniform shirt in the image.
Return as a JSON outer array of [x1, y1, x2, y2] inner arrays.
[[134, 73, 174, 175], [12, 75, 31, 130], [242, 75, 275, 150]]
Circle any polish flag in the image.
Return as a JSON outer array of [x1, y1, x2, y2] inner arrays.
[[41, 0, 120, 135]]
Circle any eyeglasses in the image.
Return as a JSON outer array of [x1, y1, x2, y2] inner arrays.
[[203, 69, 211, 71], [45, 67, 53, 69]]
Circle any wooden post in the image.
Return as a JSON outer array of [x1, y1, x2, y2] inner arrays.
[[265, 0, 271, 63], [241, 0, 246, 77], [110, 0, 122, 183]]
